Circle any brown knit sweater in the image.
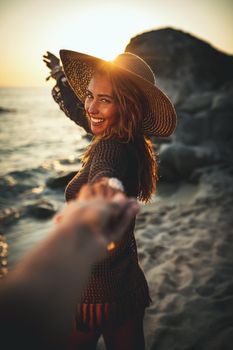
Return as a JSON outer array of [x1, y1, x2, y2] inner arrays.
[[52, 78, 151, 330]]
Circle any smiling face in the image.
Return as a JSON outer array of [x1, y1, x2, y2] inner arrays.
[[85, 73, 119, 136]]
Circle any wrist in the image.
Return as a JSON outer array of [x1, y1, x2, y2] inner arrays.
[[52, 71, 63, 81], [59, 221, 107, 258], [52, 65, 62, 74], [50, 65, 63, 80]]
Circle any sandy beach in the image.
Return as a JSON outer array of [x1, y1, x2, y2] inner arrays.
[[96, 165, 233, 349], [142, 166, 233, 350]]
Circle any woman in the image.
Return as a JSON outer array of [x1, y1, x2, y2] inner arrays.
[[43, 50, 177, 350]]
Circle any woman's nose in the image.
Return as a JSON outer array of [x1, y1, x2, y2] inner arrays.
[[88, 100, 99, 114]]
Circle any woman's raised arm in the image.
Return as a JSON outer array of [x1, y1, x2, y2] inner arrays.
[[43, 51, 92, 134]]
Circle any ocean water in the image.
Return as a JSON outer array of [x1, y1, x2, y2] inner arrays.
[[0, 87, 90, 267]]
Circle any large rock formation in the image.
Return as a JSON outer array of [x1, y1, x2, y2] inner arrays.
[[126, 28, 233, 181], [126, 27, 233, 104]]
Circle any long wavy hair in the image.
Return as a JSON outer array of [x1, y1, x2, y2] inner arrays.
[[83, 62, 158, 202]]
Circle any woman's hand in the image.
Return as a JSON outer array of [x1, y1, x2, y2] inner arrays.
[[77, 177, 124, 201], [43, 51, 63, 81]]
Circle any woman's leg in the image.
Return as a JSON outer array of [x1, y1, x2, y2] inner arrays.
[[67, 328, 101, 350], [102, 313, 145, 350]]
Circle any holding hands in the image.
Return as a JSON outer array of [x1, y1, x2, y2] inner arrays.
[[55, 177, 139, 257]]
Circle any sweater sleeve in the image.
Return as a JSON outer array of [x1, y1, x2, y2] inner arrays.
[[52, 75, 92, 134], [88, 139, 127, 185]]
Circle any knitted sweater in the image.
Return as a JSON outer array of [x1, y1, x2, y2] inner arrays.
[[52, 78, 151, 330]]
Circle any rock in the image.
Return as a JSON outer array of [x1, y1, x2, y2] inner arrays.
[[46, 171, 77, 189], [59, 158, 80, 165], [173, 84, 233, 155], [0, 208, 21, 226], [125, 29, 233, 179], [158, 143, 220, 181], [125, 28, 233, 104], [211, 80, 233, 112], [173, 111, 211, 145], [0, 106, 16, 113], [178, 91, 214, 113], [210, 110, 233, 154], [24, 200, 56, 219]]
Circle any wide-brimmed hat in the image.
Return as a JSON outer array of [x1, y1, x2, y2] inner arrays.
[[60, 50, 177, 137]]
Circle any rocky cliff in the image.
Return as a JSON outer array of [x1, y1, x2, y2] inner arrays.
[[126, 27, 233, 104], [126, 27, 233, 182]]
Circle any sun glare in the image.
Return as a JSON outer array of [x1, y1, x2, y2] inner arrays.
[[59, 4, 154, 61], [2, 0, 232, 87]]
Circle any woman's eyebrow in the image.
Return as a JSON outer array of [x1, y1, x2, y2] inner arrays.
[[98, 94, 113, 99], [86, 89, 113, 99], [86, 89, 93, 95]]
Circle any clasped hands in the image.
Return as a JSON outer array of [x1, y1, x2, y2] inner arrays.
[[55, 177, 139, 259]]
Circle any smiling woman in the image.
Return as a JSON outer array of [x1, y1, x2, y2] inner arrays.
[[43, 48, 176, 349]]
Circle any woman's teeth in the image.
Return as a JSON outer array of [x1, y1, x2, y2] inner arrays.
[[91, 117, 104, 124]]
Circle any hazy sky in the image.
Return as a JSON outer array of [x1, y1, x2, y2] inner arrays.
[[1, 0, 233, 86]]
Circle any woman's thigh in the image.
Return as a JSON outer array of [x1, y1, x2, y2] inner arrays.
[[102, 313, 145, 350]]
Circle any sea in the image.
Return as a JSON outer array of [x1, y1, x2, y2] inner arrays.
[[0, 87, 90, 268]]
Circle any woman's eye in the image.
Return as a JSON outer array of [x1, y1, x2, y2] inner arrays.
[[101, 98, 110, 103], [85, 92, 93, 99]]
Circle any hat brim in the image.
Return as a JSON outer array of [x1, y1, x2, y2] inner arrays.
[[60, 49, 177, 137]]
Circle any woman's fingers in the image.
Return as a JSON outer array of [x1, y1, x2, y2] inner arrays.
[[76, 184, 96, 200], [77, 178, 124, 202], [42, 52, 60, 69]]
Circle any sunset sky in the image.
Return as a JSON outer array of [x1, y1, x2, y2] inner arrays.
[[0, 0, 233, 87]]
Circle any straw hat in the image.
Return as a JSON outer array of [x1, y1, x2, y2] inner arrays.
[[60, 50, 177, 137]]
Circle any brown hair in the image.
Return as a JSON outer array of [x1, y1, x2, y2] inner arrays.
[[83, 63, 158, 202]]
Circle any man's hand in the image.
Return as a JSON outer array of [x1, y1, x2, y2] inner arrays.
[[0, 178, 139, 345]]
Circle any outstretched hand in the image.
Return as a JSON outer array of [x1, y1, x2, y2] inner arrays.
[[43, 51, 60, 70], [0, 178, 140, 346], [43, 51, 63, 81]]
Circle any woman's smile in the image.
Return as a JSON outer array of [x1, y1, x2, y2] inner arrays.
[[90, 117, 105, 125]]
